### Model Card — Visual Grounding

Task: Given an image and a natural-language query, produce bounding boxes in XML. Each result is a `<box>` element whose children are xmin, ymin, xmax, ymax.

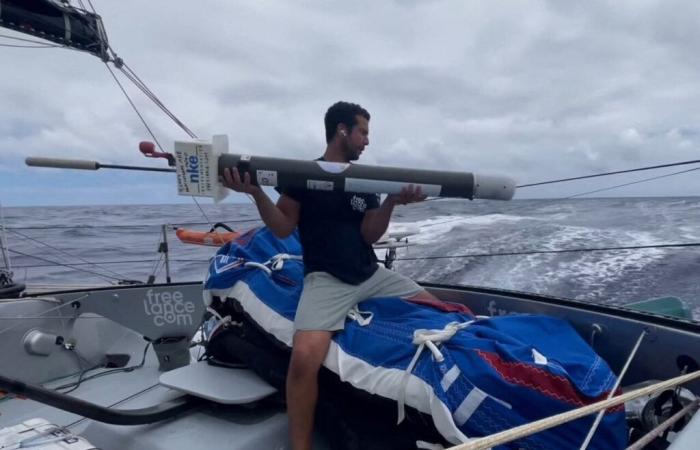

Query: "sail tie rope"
<box><xmin>243</xmin><ymin>253</ymin><xmax>302</xmax><ymax>275</ymax></box>
<box><xmin>397</xmin><ymin>320</ymin><xmax>474</xmax><ymax>424</ymax></box>
<box><xmin>203</xmin><ymin>307</ymin><xmax>232</xmax><ymax>342</ymax></box>
<box><xmin>346</xmin><ymin>306</ymin><xmax>374</xmax><ymax>326</ymax></box>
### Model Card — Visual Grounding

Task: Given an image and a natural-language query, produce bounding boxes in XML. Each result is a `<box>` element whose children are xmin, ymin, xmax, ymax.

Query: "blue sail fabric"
<box><xmin>204</xmin><ymin>227</ymin><xmax>627</xmax><ymax>449</ymax></box>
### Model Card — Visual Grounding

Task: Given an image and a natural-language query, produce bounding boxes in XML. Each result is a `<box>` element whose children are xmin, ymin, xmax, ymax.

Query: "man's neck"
<box><xmin>322</xmin><ymin>144</ymin><xmax>350</xmax><ymax>163</ymax></box>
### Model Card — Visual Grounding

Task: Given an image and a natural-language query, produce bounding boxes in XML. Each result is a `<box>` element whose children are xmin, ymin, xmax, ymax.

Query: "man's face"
<box><xmin>342</xmin><ymin>115</ymin><xmax>369</xmax><ymax>161</ymax></box>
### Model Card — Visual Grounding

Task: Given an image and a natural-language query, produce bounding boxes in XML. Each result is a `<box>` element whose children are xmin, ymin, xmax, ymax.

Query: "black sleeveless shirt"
<box><xmin>278</xmin><ymin>180</ymin><xmax>380</xmax><ymax>285</ymax></box>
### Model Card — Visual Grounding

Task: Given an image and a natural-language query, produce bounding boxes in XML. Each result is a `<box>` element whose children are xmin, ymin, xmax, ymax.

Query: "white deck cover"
<box><xmin>159</xmin><ymin>361</ymin><xmax>277</xmax><ymax>404</ymax></box>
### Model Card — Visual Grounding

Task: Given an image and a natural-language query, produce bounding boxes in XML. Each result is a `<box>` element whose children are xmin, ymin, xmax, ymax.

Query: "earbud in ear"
<box><xmin>340</xmin><ymin>129</ymin><xmax>347</xmax><ymax>136</ymax></box>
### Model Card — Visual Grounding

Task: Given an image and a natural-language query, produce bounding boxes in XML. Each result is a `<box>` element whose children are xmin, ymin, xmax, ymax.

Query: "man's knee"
<box><xmin>288</xmin><ymin>331</ymin><xmax>332</xmax><ymax>379</ymax></box>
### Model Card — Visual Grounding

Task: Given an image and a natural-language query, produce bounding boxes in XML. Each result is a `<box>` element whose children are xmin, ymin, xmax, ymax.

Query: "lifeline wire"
<box><xmin>8</xmin><ymin>228</ymin><xmax>131</xmax><ymax>281</ymax></box>
<box><xmin>518</xmin><ymin>159</ymin><xmax>700</xmax><ymax>188</ymax></box>
<box><xmin>7</xmin><ymin>248</ymin><xmax>123</xmax><ymax>283</ymax></box>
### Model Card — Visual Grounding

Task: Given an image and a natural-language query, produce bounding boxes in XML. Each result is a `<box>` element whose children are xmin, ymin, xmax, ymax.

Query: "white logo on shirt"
<box><xmin>350</xmin><ymin>195</ymin><xmax>367</xmax><ymax>212</ymax></box>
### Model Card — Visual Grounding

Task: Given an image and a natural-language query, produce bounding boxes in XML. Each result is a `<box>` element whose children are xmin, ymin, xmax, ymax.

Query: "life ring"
<box><xmin>175</xmin><ymin>223</ymin><xmax>241</xmax><ymax>247</ymax></box>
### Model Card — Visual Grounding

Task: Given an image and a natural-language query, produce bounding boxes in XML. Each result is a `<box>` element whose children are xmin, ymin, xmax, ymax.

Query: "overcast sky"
<box><xmin>2</xmin><ymin>0</ymin><xmax>700</xmax><ymax>207</ymax></box>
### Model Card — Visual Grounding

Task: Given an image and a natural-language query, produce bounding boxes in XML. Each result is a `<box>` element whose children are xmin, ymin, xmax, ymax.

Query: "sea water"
<box><xmin>3</xmin><ymin>197</ymin><xmax>699</xmax><ymax>318</ymax></box>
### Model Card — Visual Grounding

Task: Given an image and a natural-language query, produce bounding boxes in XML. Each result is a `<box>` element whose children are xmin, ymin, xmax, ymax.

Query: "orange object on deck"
<box><xmin>176</xmin><ymin>227</ymin><xmax>241</xmax><ymax>246</ymax></box>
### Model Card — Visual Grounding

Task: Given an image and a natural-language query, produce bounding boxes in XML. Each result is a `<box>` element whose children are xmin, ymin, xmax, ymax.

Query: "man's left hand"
<box><xmin>387</xmin><ymin>184</ymin><xmax>427</xmax><ymax>206</ymax></box>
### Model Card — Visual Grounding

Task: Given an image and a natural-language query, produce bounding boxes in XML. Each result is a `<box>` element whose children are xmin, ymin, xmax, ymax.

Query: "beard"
<box><xmin>342</xmin><ymin>138</ymin><xmax>361</xmax><ymax>161</ymax></box>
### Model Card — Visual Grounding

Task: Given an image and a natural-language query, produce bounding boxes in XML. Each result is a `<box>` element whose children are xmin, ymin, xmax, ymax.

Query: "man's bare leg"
<box><xmin>286</xmin><ymin>330</ymin><xmax>333</xmax><ymax>450</ymax></box>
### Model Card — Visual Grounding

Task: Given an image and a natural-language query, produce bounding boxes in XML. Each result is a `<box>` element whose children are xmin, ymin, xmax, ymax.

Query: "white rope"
<box><xmin>397</xmin><ymin>321</ymin><xmax>474</xmax><ymax>424</ymax></box>
<box><xmin>244</xmin><ymin>253</ymin><xmax>302</xmax><ymax>275</ymax></box>
<box><xmin>579</xmin><ymin>330</ymin><xmax>647</xmax><ymax>449</ymax></box>
<box><xmin>243</xmin><ymin>261</ymin><xmax>272</xmax><ymax>275</ymax></box>
<box><xmin>445</xmin><ymin>369</ymin><xmax>700</xmax><ymax>450</ymax></box>
<box><xmin>346</xmin><ymin>305</ymin><xmax>373</xmax><ymax>326</ymax></box>
<box><xmin>268</xmin><ymin>253</ymin><xmax>303</xmax><ymax>270</ymax></box>
<box><xmin>202</xmin><ymin>306</ymin><xmax>233</xmax><ymax>342</ymax></box>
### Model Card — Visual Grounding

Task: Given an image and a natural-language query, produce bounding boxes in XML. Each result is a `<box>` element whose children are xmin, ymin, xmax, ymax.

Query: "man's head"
<box><xmin>324</xmin><ymin>101</ymin><xmax>370</xmax><ymax>161</ymax></box>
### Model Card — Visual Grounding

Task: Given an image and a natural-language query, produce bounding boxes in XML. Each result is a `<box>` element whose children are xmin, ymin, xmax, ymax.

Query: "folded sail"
<box><xmin>203</xmin><ymin>228</ymin><xmax>627</xmax><ymax>449</ymax></box>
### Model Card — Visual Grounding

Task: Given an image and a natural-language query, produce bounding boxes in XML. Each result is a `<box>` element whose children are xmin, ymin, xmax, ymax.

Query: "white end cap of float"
<box><xmin>473</xmin><ymin>174</ymin><xmax>516</xmax><ymax>201</ymax></box>
<box><xmin>25</xmin><ymin>157</ymin><xmax>99</xmax><ymax>170</ymax></box>
<box><xmin>174</xmin><ymin>134</ymin><xmax>229</xmax><ymax>202</ymax></box>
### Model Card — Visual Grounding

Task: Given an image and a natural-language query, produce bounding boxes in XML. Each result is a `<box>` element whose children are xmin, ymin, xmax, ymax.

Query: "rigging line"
<box><xmin>0</xmin><ymin>315</ymin><xmax>112</xmax><ymax>320</ymax></box>
<box><xmin>0</xmin><ymin>33</ymin><xmax>63</xmax><ymax>46</ymax></box>
<box><xmin>10</xmin><ymin>258</ymin><xmax>218</xmax><ymax>268</ymax></box>
<box><xmin>108</xmin><ymin>60</ymin><xmax>210</xmax><ymax>227</ymax></box>
<box><xmin>0</xmin><ymin>293</ymin><xmax>89</xmax><ymax>337</ymax></box>
<box><xmin>13</xmin><ymin>259</ymin><xmax>168</xmax><ymax>269</ymax></box>
<box><xmin>0</xmin><ymin>202</ymin><xmax>11</xmax><ymax>273</ymax></box>
<box><xmin>103</xmin><ymin>62</ymin><xmax>165</xmax><ymax>152</ymax></box>
<box><xmin>191</xmin><ymin>197</ymin><xmax>214</xmax><ymax>228</ymax></box>
<box><xmin>5</xmin><ymin>217</ymin><xmax>260</xmax><ymax>231</ymax></box>
<box><xmin>86</xmin><ymin>0</ymin><xmax>97</xmax><ymax>14</ymax></box>
<box><xmin>395</xmin><ymin>242</ymin><xmax>700</xmax><ymax>262</ymax></box>
<box><xmin>116</xmin><ymin>67</ymin><xmax>185</xmax><ymax>133</ymax></box>
<box><xmin>153</xmin><ymin>257</ymin><xmax>166</xmax><ymax>280</ymax></box>
<box><xmin>7</xmin><ymin>228</ymin><xmax>131</xmax><ymax>280</ymax></box>
<box><xmin>149</xmin><ymin>256</ymin><xmax>164</xmax><ymax>282</ymax></box>
<box><xmin>148</xmin><ymin>232</ymin><xmax>166</xmax><ymax>277</ymax></box>
<box><xmin>415</xmin><ymin>166</ymin><xmax>699</xmax><ymax>224</ymax></box>
<box><xmin>0</xmin><ymin>43</ymin><xmax>61</xmax><ymax>48</ymax></box>
<box><xmin>7</xmin><ymin>248</ymin><xmax>123</xmax><ymax>283</ymax></box>
<box><xmin>518</xmin><ymin>159</ymin><xmax>700</xmax><ymax>188</ymax></box>
<box><xmin>566</xmin><ymin>167</ymin><xmax>700</xmax><ymax>199</ymax></box>
<box><xmin>120</xmin><ymin>63</ymin><xmax>197</xmax><ymax>138</ymax></box>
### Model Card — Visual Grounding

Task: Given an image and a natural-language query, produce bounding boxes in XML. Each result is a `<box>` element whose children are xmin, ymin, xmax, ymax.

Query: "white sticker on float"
<box><xmin>316</xmin><ymin>161</ymin><xmax>350</xmax><ymax>174</ymax></box>
<box><xmin>174</xmin><ymin>141</ymin><xmax>216</xmax><ymax>197</ymax></box>
<box><xmin>257</xmin><ymin>170</ymin><xmax>278</xmax><ymax>186</ymax></box>
<box><xmin>345</xmin><ymin>178</ymin><xmax>442</xmax><ymax>196</ymax></box>
<box><xmin>307</xmin><ymin>179</ymin><xmax>334</xmax><ymax>191</ymax></box>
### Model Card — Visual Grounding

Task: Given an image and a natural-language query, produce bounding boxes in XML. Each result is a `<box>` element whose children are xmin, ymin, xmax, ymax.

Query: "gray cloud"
<box><xmin>2</xmin><ymin>0</ymin><xmax>700</xmax><ymax>205</ymax></box>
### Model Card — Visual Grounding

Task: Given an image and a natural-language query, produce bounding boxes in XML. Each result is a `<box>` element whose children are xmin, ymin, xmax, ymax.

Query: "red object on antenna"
<box><xmin>139</xmin><ymin>141</ymin><xmax>156</xmax><ymax>154</ymax></box>
<box><xmin>139</xmin><ymin>141</ymin><xmax>176</xmax><ymax>167</ymax></box>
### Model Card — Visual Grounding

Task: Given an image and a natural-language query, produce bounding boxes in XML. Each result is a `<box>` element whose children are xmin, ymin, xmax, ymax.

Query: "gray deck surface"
<box><xmin>0</xmin><ymin>351</ymin><xmax>326</xmax><ymax>449</ymax></box>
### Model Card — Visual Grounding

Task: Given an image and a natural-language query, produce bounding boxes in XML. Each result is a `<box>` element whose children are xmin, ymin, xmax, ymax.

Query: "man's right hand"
<box><xmin>222</xmin><ymin>167</ymin><xmax>262</xmax><ymax>195</ymax></box>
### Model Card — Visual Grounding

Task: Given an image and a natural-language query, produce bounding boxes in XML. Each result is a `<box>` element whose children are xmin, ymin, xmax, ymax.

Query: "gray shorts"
<box><xmin>294</xmin><ymin>265</ymin><xmax>422</xmax><ymax>331</ymax></box>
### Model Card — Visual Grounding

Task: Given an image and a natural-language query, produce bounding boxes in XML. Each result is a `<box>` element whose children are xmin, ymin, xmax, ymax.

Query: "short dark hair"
<box><xmin>324</xmin><ymin>101</ymin><xmax>370</xmax><ymax>143</ymax></box>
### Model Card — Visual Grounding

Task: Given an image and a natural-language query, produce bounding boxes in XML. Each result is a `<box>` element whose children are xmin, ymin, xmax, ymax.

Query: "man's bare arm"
<box><xmin>361</xmin><ymin>185</ymin><xmax>426</xmax><ymax>244</ymax></box>
<box><xmin>223</xmin><ymin>168</ymin><xmax>299</xmax><ymax>238</ymax></box>
<box><xmin>254</xmin><ymin>191</ymin><xmax>299</xmax><ymax>238</ymax></box>
<box><xmin>361</xmin><ymin>198</ymin><xmax>396</xmax><ymax>244</ymax></box>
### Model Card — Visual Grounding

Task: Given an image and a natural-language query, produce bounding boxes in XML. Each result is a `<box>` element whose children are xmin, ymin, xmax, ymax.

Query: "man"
<box><xmin>223</xmin><ymin>101</ymin><xmax>440</xmax><ymax>450</ymax></box>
